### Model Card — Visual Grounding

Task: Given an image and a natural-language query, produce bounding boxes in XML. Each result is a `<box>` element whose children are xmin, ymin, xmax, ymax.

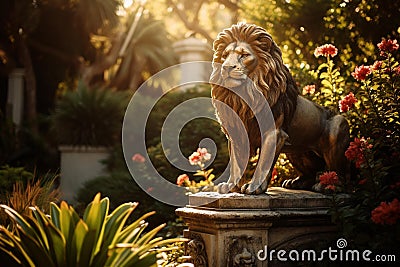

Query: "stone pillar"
<box><xmin>173</xmin><ymin>37</ymin><xmax>212</xmax><ymax>87</ymax></box>
<box><xmin>176</xmin><ymin>187</ymin><xmax>338</xmax><ymax>267</ymax></box>
<box><xmin>59</xmin><ymin>146</ymin><xmax>109</xmax><ymax>203</ymax></box>
<box><xmin>7</xmin><ymin>68</ymin><xmax>25</xmax><ymax>127</ymax></box>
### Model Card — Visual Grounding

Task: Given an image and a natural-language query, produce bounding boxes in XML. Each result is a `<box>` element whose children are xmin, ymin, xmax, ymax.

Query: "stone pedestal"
<box><xmin>176</xmin><ymin>187</ymin><xmax>337</xmax><ymax>267</ymax></box>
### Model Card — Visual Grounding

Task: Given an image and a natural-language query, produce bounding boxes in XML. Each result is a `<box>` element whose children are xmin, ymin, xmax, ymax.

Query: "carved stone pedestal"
<box><xmin>176</xmin><ymin>187</ymin><xmax>338</xmax><ymax>267</ymax></box>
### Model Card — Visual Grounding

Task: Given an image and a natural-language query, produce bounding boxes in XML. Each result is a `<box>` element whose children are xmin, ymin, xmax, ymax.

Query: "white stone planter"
<box><xmin>59</xmin><ymin>146</ymin><xmax>109</xmax><ymax>203</ymax></box>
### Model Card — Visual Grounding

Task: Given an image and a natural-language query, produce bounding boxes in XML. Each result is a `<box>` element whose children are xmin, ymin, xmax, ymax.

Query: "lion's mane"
<box><xmin>210</xmin><ymin>23</ymin><xmax>299</xmax><ymax>133</ymax></box>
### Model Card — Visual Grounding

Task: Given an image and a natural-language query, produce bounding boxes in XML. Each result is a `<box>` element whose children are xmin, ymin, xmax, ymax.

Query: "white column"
<box><xmin>173</xmin><ymin>37</ymin><xmax>213</xmax><ymax>89</ymax></box>
<box><xmin>7</xmin><ymin>68</ymin><xmax>25</xmax><ymax>127</ymax></box>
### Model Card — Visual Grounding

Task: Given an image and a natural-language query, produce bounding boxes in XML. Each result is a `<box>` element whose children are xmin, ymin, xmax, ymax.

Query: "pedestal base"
<box><xmin>176</xmin><ymin>187</ymin><xmax>337</xmax><ymax>267</ymax></box>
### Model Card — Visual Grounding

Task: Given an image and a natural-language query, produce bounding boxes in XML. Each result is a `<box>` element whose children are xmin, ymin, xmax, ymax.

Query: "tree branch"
<box><xmin>167</xmin><ymin>0</ymin><xmax>214</xmax><ymax>43</ymax></box>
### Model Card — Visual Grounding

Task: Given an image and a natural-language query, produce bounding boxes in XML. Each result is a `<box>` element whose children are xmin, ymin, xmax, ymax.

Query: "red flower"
<box><xmin>132</xmin><ymin>153</ymin><xmax>145</xmax><ymax>163</ymax></box>
<box><xmin>302</xmin><ymin>85</ymin><xmax>316</xmax><ymax>95</ymax></box>
<box><xmin>377</xmin><ymin>39</ymin><xmax>399</xmax><ymax>56</ymax></box>
<box><xmin>358</xmin><ymin>178</ymin><xmax>367</xmax><ymax>185</ymax></box>
<box><xmin>345</xmin><ymin>137</ymin><xmax>372</xmax><ymax>168</ymax></box>
<box><xmin>176</xmin><ymin>174</ymin><xmax>189</xmax><ymax>186</ymax></box>
<box><xmin>319</xmin><ymin>171</ymin><xmax>339</xmax><ymax>186</ymax></box>
<box><xmin>325</xmin><ymin>185</ymin><xmax>336</xmax><ymax>191</ymax></box>
<box><xmin>314</xmin><ymin>44</ymin><xmax>338</xmax><ymax>58</ymax></box>
<box><xmin>371</xmin><ymin>198</ymin><xmax>400</xmax><ymax>225</ymax></box>
<box><xmin>371</xmin><ymin>60</ymin><xmax>383</xmax><ymax>70</ymax></box>
<box><xmin>339</xmin><ymin>92</ymin><xmax>358</xmax><ymax>112</ymax></box>
<box><xmin>271</xmin><ymin>168</ymin><xmax>278</xmax><ymax>183</ymax></box>
<box><xmin>351</xmin><ymin>65</ymin><xmax>372</xmax><ymax>81</ymax></box>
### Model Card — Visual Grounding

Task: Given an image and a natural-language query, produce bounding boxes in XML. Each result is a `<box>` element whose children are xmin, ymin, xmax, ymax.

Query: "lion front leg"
<box><xmin>241</xmin><ymin>129</ymin><xmax>288</xmax><ymax>195</ymax></box>
<box><xmin>217</xmin><ymin>140</ymin><xmax>248</xmax><ymax>194</ymax></box>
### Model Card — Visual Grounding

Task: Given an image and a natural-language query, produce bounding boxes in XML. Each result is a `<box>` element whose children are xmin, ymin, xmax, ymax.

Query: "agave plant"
<box><xmin>0</xmin><ymin>193</ymin><xmax>183</xmax><ymax>267</ymax></box>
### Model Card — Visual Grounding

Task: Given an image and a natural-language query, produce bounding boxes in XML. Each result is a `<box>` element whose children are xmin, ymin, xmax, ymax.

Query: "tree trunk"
<box><xmin>18</xmin><ymin>37</ymin><xmax>38</xmax><ymax>132</ymax></box>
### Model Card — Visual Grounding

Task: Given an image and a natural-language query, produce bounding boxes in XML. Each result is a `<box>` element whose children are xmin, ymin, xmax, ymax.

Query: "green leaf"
<box><xmin>18</xmin><ymin>229</ymin><xmax>54</xmax><ymax>266</ymax></box>
<box><xmin>71</xmin><ymin>219</ymin><xmax>89</xmax><ymax>266</ymax></box>
<box><xmin>317</xmin><ymin>63</ymin><xmax>329</xmax><ymax>70</ymax></box>
<box><xmin>50</xmin><ymin>202</ymin><xmax>61</xmax><ymax>229</ymax></box>
<box><xmin>44</xmin><ymin>221</ymin><xmax>66</xmax><ymax>265</ymax></box>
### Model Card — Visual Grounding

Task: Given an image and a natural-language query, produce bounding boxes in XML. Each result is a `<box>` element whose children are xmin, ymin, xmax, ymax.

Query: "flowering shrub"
<box><xmin>176</xmin><ymin>147</ymin><xmax>215</xmax><ymax>193</ymax></box>
<box><xmin>311</xmin><ymin>39</ymin><xmax>400</xmax><ymax>251</ymax></box>
<box><xmin>311</xmin><ymin>44</ymin><xmax>345</xmax><ymax>111</ymax></box>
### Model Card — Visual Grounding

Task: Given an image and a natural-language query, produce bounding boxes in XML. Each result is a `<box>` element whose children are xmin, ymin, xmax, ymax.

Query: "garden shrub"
<box><xmin>308</xmin><ymin>39</ymin><xmax>400</xmax><ymax>252</ymax></box>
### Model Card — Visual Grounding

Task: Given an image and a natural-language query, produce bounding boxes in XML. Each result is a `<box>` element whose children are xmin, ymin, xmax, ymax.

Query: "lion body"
<box><xmin>210</xmin><ymin>23</ymin><xmax>350</xmax><ymax>194</ymax></box>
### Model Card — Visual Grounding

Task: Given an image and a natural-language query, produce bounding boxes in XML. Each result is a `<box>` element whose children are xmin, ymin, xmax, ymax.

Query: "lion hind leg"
<box><xmin>322</xmin><ymin>115</ymin><xmax>350</xmax><ymax>176</ymax></box>
<box><xmin>283</xmin><ymin>151</ymin><xmax>326</xmax><ymax>190</ymax></box>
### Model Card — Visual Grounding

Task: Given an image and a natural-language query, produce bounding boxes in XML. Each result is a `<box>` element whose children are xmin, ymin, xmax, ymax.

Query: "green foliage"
<box><xmin>313</xmin><ymin>57</ymin><xmax>345</xmax><ymax>112</ymax></box>
<box><xmin>241</xmin><ymin>0</ymin><xmax>400</xmax><ymax>82</ymax></box>
<box><xmin>0</xmin><ymin>165</ymin><xmax>34</xmax><ymax>194</ymax></box>
<box><xmin>0</xmin><ymin>193</ymin><xmax>182</xmax><ymax>267</ymax></box>
<box><xmin>51</xmin><ymin>81</ymin><xmax>129</xmax><ymax>146</ymax></box>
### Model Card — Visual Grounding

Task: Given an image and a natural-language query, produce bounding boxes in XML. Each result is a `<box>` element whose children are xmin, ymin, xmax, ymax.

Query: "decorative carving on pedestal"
<box><xmin>187</xmin><ymin>233</ymin><xmax>208</xmax><ymax>267</ymax></box>
<box><xmin>227</xmin><ymin>235</ymin><xmax>259</xmax><ymax>267</ymax></box>
<box><xmin>234</xmin><ymin>248</ymin><xmax>255</xmax><ymax>267</ymax></box>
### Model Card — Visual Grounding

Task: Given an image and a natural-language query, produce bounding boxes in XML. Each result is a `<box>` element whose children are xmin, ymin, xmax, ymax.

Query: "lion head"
<box><xmin>210</xmin><ymin>23</ymin><xmax>298</xmax><ymax>131</ymax></box>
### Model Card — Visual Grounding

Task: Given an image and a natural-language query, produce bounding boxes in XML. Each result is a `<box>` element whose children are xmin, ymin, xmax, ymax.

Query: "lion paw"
<box><xmin>217</xmin><ymin>182</ymin><xmax>239</xmax><ymax>194</ymax></box>
<box><xmin>240</xmin><ymin>183</ymin><xmax>267</xmax><ymax>195</ymax></box>
<box><xmin>282</xmin><ymin>177</ymin><xmax>314</xmax><ymax>190</ymax></box>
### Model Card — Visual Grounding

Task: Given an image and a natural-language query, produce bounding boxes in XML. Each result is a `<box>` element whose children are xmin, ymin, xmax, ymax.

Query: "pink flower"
<box><xmin>345</xmin><ymin>137</ymin><xmax>372</xmax><ymax>168</ymax></box>
<box><xmin>189</xmin><ymin>152</ymin><xmax>202</xmax><ymax>165</ymax></box>
<box><xmin>302</xmin><ymin>85</ymin><xmax>316</xmax><ymax>95</ymax></box>
<box><xmin>371</xmin><ymin>198</ymin><xmax>400</xmax><ymax>225</ymax></box>
<box><xmin>377</xmin><ymin>39</ymin><xmax>399</xmax><ymax>57</ymax></box>
<box><xmin>197</xmin><ymin>147</ymin><xmax>212</xmax><ymax>161</ymax></box>
<box><xmin>319</xmin><ymin>171</ymin><xmax>339</xmax><ymax>186</ymax></box>
<box><xmin>189</xmin><ymin>147</ymin><xmax>211</xmax><ymax>165</ymax></box>
<box><xmin>339</xmin><ymin>92</ymin><xmax>358</xmax><ymax>112</ymax></box>
<box><xmin>176</xmin><ymin>174</ymin><xmax>189</xmax><ymax>186</ymax></box>
<box><xmin>314</xmin><ymin>44</ymin><xmax>338</xmax><ymax>58</ymax></box>
<box><xmin>146</xmin><ymin>187</ymin><xmax>154</xmax><ymax>193</ymax></box>
<box><xmin>351</xmin><ymin>65</ymin><xmax>372</xmax><ymax>81</ymax></box>
<box><xmin>132</xmin><ymin>153</ymin><xmax>145</xmax><ymax>163</ymax></box>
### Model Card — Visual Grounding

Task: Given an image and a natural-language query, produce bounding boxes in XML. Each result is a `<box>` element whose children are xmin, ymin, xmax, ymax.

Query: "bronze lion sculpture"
<box><xmin>210</xmin><ymin>23</ymin><xmax>350</xmax><ymax>194</ymax></box>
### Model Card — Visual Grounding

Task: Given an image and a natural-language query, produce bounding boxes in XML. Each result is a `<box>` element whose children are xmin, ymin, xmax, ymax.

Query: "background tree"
<box><xmin>241</xmin><ymin>0</ymin><xmax>400</xmax><ymax>73</ymax></box>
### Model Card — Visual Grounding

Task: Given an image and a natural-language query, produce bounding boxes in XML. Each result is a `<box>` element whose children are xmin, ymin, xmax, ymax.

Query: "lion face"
<box><xmin>220</xmin><ymin>42</ymin><xmax>258</xmax><ymax>88</ymax></box>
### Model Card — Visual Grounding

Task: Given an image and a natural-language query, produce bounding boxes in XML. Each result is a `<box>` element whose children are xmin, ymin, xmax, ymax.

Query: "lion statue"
<box><xmin>210</xmin><ymin>23</ymin><xmax>350</xmax><ymax>195</ymax></box>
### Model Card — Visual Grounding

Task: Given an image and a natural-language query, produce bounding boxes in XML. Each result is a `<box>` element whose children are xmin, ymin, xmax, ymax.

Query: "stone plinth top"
<box><xmin>188</xmin><ymin>187</ymin><xmax>333</xmax><ymax>210</ymax></box>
